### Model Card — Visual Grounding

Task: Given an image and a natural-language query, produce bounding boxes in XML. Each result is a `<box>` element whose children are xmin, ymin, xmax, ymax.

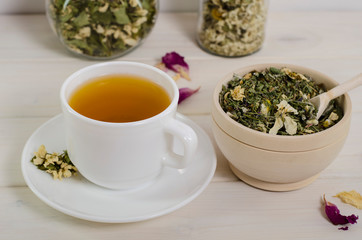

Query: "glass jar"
<box><xmin>197</xmin><ymin>0</ymin><xmax>268</xmax><ymax>57</ymax></box>
<box><xmin>46</xmin><ymin>0</ymin><xmax>158</xmax><ymax>60</ymax></box>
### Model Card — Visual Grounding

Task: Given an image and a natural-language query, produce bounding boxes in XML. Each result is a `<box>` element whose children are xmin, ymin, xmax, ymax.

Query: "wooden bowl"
<box><xmin>211</xmin><ymin>63</ymin><xmax>352</xmax><ymax>191</ymax></box>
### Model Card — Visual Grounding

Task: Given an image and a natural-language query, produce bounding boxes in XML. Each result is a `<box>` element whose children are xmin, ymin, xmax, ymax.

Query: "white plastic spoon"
<box><xmin>310</xmin><ymin>73</ymin><xmax>362</xmax><ymax>120</ymax></box>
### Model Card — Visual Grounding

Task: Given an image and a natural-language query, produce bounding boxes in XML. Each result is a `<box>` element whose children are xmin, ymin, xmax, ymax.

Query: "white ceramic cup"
<box><xmin>60</xmin><ymin>62</ymin><xmax>198</xmax><ymax>190</ymax></box>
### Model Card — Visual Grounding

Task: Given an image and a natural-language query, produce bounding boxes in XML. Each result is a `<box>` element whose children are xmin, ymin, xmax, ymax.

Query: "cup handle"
<box><xmin>162</xmin><ymin>118</ymin><xmax>198</xmax><ymax>169</ymax></box>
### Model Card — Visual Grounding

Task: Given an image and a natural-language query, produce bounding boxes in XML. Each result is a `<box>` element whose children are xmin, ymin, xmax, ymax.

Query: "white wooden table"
<box><xmin>1</xmin><ymin>10</ymin><xmax>362</xmax><ymax>239</ymax></box>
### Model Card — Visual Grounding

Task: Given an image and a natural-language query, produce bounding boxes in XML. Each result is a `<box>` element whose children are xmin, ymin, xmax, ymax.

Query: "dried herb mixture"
<box><xmin>197</xmin><ymin>0</ymin><xmax>267</xmax><ymax>57</ymax></box>
<box><xmin>31</xmin><ymin>145</ymin><xmax>77</xmax><ymax>180</ymax></box>
<box><xmin>219</xmin><ymin>67</ymin><xmax>343</xmax><ymax>135</ymax></box>
<box><xmin>47</xmin><ymin>0</ymin><xmax>157</xmax><ymax>58</ymax></box>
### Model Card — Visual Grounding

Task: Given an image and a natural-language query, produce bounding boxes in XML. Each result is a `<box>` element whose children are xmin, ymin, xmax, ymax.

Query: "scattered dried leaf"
<box><xmin>334</xmin><ymin>190</ymin><xmax>362</xmax><ymax>210</ymax></box>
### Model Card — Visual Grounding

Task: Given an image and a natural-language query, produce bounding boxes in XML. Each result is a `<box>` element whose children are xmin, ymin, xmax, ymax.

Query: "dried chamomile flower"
<box><xmin>35</xmin><ymin>144</ymin><xmax>47</xmax><ymax>159</ymax></box>
<box><xmin>323</xmin><ymin>112</ymin><xmax>340</xmax><ymax>128</ymax></box>
<box><xmin>31</xmin><ymin>145</ymin><xmax>77</xmax><ymax>180</ymax></box>
<box><xmin>323</xmin><ymin>194</ymin><xmax>358</xmax><ymax>230</ymax></box>
<box><xmin>230</xmin><ymin>86</ymin><xmax>245</xmax><ymax>101</ymax></box>
<box><xmin>33</xmin><ymin>156</ymin><xmax>45</xmax><ymax>166</ymax></box>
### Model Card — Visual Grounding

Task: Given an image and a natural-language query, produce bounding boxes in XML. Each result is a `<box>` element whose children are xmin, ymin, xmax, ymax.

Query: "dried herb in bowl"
<box><xmin>219</xmin><ymin>67</ymin><xmax>343</xmax><ymax>135</ymax></box>
<box><xmin>46</xmin><ymin>0</ymin><xmax>157</xmax><ymax>59</ymax></box>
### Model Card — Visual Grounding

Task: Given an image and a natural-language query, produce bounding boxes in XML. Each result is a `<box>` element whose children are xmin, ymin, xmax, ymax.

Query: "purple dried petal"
<box><xmin>178</xmin><ymin>87</ymin><xmax>200</xmax><ymax>104</ymax></box>
<box><xmin>324</xmin><ymin>195</ymin><xmax>359</xmax><ymax>226</ymax></box>
<box><xmin>338</xmin><ymin>226</ymin><xmax>349</xmax><ymax>231</ymax></box>
<box><xmin>161</xmin><ymin>52</ymin><xmax>190</xmax><ymax>80</ymax></box>
<box><xmin>347</xmin><ymin>214</ymin><xmax>359</xmax><ymax>224</ymax></box>
<box><xmin>162</xmin><ymin>51</ymin><xmax>189</xmax><ymax>71</ymax></box>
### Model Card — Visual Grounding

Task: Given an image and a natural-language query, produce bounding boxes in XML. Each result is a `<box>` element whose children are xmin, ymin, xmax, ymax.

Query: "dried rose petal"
<box><xmin>179</xmin><ymin>87</ymin><xmax>200</xmax><ymax>104</ymax></box>
<box><xmin>338</xmin><ymin>226</ymin><xmax>349</xmax><ymax>231</ymax></box>
<box><xmin>162</xmin><ymin>52</ymin><xmax>190</xmax><ymax>80</ymax></box>
<box><xmin>162</xmin><ymin>51</ymin><xmax>189</xmax><ymax>72</ymax></box>
<box><xmin>323</xmin><ymin>195</ymin><xmax>358</xmax><ymax>226</ymax></box>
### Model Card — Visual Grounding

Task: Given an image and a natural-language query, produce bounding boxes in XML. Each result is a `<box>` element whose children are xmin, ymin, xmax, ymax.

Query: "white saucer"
<box><xmin>21</xmin><ymin>113</ymin><xmax>216</xmax><ymax>223</ymax></box>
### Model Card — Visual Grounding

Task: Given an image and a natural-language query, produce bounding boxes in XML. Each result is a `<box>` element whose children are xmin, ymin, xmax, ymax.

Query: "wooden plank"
<box><xmin>1</xmin><ymin>180</ymin><xmax>362</xmax><ymax>239</ymax></box>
